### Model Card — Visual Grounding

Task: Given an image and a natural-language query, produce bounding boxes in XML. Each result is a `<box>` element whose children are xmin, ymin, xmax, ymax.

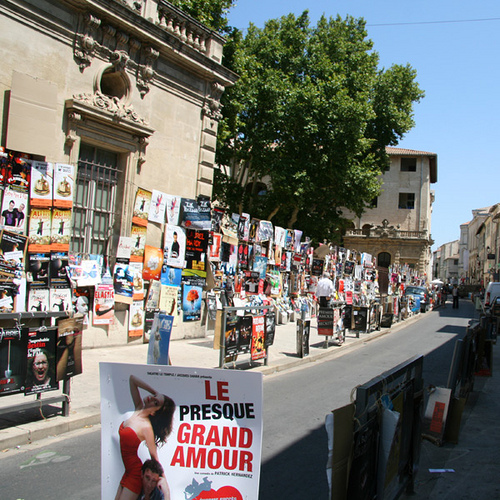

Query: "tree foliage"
<box><xmin>168</xmin><ymin>0</ymin><xmax>235</xmax><ymax>33</ymax></box>
<box><xmin>215</xmin><ymin>12</ymin><xmax>424</xmax><ymax>243</ymax></box>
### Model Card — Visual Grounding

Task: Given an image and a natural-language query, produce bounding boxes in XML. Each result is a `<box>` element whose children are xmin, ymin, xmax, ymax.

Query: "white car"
<box><xmin>484</xmin><ymin>282</ymin><xmax>500</xmax><ymax>309</ymax></box>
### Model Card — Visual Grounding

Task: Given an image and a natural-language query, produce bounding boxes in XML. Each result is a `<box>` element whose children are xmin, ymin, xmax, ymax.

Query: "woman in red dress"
<box><xmin>115</xmin><ymin>374</ymin><xmax>175</xmax><ymax>500</ymax></box>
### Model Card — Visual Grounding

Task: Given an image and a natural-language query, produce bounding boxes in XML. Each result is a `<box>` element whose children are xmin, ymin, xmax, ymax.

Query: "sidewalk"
<box><xmin>0</xmin><ymin>311</ymin><xmax>421</xmax><ymax>449</ymax></box>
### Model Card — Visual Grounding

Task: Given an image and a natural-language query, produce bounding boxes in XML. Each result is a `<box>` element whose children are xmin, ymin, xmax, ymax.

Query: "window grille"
<box><xmin>71</xmin><ymin>144</ymin><xmax>120</xmax><ymax>255</ymax></box>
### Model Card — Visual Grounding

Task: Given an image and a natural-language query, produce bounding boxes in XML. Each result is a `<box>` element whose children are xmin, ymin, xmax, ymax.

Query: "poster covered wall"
<box><xmin>100</xmin><ymin>363</ymin><xmax>263</xmax><ymax>500</ymax></box>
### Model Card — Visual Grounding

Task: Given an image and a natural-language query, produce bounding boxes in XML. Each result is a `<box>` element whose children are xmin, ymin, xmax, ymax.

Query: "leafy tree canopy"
<box><xmin>168</xmin><ymin>0</ymin><xmax>235</xmax><ymax>33</ymax></box>
<box><xmin>214</xmin><ymin>11</ymin><xmax>424</xmax><ymax>243</ymax></box>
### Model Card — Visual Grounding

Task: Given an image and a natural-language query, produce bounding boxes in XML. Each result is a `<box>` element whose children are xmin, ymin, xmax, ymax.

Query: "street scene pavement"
<box><xmin>0</xmin><ymin>298</ymin><xmax>498</xmax><ymax>500</ymax></box>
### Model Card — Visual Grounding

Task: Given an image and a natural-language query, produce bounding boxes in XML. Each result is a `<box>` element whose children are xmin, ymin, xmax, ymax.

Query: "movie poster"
<box><xmin>1</xmin><ymin>187</ymin><xmax>28</xmax><ymax>234</ymax></box>
<box><xmin>100</xmin><ymin>363</ymin><xmax>263</xmax><ymax>500</ymax></box>
<box><xmin>164</xmin><ymin>225</ymin><xmax>186</xmax><ymax>268</ymax></box>
<box><xmin>30</xmin><ymin>161</ymin><xmax>53</xmax><ymax>207</ymax></box>
<box><xmin>148</xmin><ymin>190</ymin><xmax>167</xmax><ymax>224</ymax></box>
<box><xmin>25</xmin><ymin>327</ymin><xmax>59</xmax><ymax>395</ymax></box>
<box><xmin>180</xmin><ymin>197</ymin><xmax>212</xmax><ymax>231</ymax></box>
<box><xmin>51</xmin><ymin>208</ymin><xmax>72</xmax><ymax>251</ymax></box>
<box><xmin>56</xmin><ymin>316</ymin><xmax>83</xmax><ymax>380</ymax></box>
<box><xmin>251</xmin><ymin>315</ymin><xmax>266</xmax><ymax>361</ymax></box>
<box><xmin>0</xmin><ymin>327</ymin><xmax>28</xmax><ymax>396</ymax></box>
<box><xmin>130</xmin><ymin>224</ymin><xmax>147</xmax><ymax>262</ymax></box>
<box><xmin>28</xmin><ymin>208</ymin><xmax>52</xmax><ymax>252</ymax></box>
<box><xmin>53</xmin><ymin>163</ymin><xmax>74</xmax><ymax>209</ymax></box>
<box><xmin>128</xmin><ymin>300</ymin><xmax>144</xmax><ymax>338</ymax></box>
<box><xmin>147</xmin><ymin>313</ymin><xmax>173</xmax><ymax>365</ymax></box>
<box><xmin>165</xmin><ymin>194</ymin><xmax>181</xmax><ymax>225</ymax></box>
<box><xmin>132</xmin><ymin>187</ymin><xmax>152</xmax><ymax>227</ymax></box>
<box><xmin>143</xmin><ymin>245</ymin><xmax>163</xmax><ymax>281</ymax></box>
<box><xmin>182</xmin><ymin>276</ymin><xmax>203</xmax><ymax>322</ymax></box>
<box><xmin>93</xmin><ymin>284</ymin><xmax>115</xmax><ymax>326</ymax></box>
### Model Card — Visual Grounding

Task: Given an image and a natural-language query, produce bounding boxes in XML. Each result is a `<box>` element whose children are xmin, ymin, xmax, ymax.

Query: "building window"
<box><xmin>378</xmin><ymin>252</ymin><xmax>391</xmax><ymax>268</ymax></box>
<box><xmin>398</xmin><ymin>193</ymin><xmax>415</xmax><ymax>209</ymax></box>
<box><xmin>71</xmin><ymin>144</ymin><xmax>121</xmax><ymax>255</ymax></box>
<box><xmin>401</xmin><ymin>158</ymin><xmax>417</xmax><ymax>172</ymax></box>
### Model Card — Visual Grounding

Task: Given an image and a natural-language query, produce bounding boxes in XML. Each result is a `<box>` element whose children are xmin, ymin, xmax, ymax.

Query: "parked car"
<box><xmin>484</xmin><ymin>282</ymin><xmax>500</xmax><ymax>309</ymax></box>
<box><xmin>404</xmin><ymin>285</ymin><xmax>429</xmax><ymax>313</ymax></box>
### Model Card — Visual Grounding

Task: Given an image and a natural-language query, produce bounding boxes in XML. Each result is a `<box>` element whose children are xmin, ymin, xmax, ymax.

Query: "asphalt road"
<box><xmin>0</xmin><ymin>302</ymin><xmax>476</xmax><ymax>499</ymax></box>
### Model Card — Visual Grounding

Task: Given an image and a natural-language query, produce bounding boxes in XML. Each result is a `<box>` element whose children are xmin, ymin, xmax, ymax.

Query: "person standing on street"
<box><xmin>452</xmin><ymin>284</ymin><xmax>459</xmax><ymax>309</ymax></box>
<box><xmin>316</xmin><ymin>272</ymin><xmax>334</xmax><ymax>307</ymax></box>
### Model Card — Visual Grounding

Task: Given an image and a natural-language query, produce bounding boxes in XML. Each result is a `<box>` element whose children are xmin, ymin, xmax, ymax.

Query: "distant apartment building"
<box><xmin>433</xmin><ymin>240</ymin><xmax>459</xmax><ymax>283</ymax></box>
<box><xmin>343</xmin><ymin>147</ymin><xmax>437</xmax><ymax>279</ymax></box>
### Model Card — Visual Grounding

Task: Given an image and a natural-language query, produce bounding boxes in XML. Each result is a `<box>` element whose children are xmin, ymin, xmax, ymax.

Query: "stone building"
<box><xmin>0</xmin><ymin>0</ymin><xmax>237</xmax><ymax>346</ymax></box>
<box><xmin>342</xmin><ymin>147</ymin><xmax>437</xmax><ymax>278</ymax></box>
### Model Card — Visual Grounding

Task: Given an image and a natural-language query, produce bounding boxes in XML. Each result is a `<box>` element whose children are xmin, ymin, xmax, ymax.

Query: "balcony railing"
<box><xmin>345</xmin><ymin>228</ymin><xmax>428</xmax><ymax>240</ymax></box>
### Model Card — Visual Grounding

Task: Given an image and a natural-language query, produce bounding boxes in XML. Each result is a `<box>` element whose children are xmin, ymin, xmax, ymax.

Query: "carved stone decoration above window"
<box><xmin>202</xmin><ymin>82</ymin><xmax>225</xmax><ymax>121</ymax></box>
<box><xmin>136</xmin><ymin>47</ymin><xmax>159</xmax><ymax>98</ymax></box>
<box><xmin>74</xmin><ymin>13</ymin><xmax>101</xmax><ymax>72</ymax></box>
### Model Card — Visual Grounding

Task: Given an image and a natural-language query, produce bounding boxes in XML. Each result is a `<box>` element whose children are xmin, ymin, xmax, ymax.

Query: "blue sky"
<box><xmin>226</xmin><ymin>1</ymin><xmax>500</xmax><ymax>250</ymax></box>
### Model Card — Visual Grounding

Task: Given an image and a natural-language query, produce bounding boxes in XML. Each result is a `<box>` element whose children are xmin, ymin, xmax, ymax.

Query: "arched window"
<box><xmin>378</xmin><ymin>252</ymin><xmax>391</xmax><ymax>268</ymax></box>
<box><xmin>362</xmin><ymin>224</ymin><xmax>371</xmax><ymax>236</ymax></box>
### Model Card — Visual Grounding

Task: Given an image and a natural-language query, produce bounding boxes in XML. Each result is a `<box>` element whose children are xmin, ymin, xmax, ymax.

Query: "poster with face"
<box><xmin>56</xmin><ymin>316</ymin><xmax>83</xmax><ymax>380</ymax></box>
<box><xmin>164</xmin><ymin>225</ymin><xmax>186</xmax><ymax>269</ymax></box>
<box><xmin>1</xmin><ymin>187</ymin><xmax>28</xmax><ymax>234</ymax></box>
<box><xmin>100</xmin><ymin>363</ymin><xmax>263</xmax><ymax>500</ymax></box>
<box><xmin>25</xmin><ymin>327</ymin><xmax>59</xmax><ymax>395</ymax></box>
<box><xmin>0</xmin><ymin>327</ymin><xmax>28</xmax><ymax>396</ymax></box>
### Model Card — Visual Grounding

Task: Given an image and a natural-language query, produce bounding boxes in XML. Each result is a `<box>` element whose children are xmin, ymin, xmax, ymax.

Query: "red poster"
<box><xmin>251</xmin><ymin>315</ymin><xmax>266</xmax><ymax>361</ymax></box>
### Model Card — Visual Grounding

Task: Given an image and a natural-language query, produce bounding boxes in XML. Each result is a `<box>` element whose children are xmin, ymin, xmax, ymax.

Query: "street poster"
<box><xmin>30</xmin><ymin>160</ymin><xmax>53</xmax><ymax>207</ymax></box>
<box><xmin>49</xmin><ymin>287</ymin><xmax>73</xmax><ymax>312</ymax></box>
<box><xmin>128</xmin><ymin>300</ymin><xmax>145</xmax><ymax>338</ymax></box>
<box><xmin>99</xmin><ymin>362</ymin><xmax>263</xmax><ymax>500</ymax></box>
<box><xmin>49</xmin><ymin>251</ymin><xmax>70</xmax><ymax>288</ymax></box>
<box><xmin>130</xmin><ymin>224</ymin><xmax>147</xmax><ymax>262</ymax></box>
<box><xmin>1</xmin><ymin>187</ymin><xmax>28</xmax><ymax>234</ymax></box>
<box><xmin>251</xmin><ymin>315</ymin><xmax>266</xmax><ymax>361</ymax></box>
<box><xmin>28</xmin><ymin>208</ymin><xmax>52</xmax><ymax>252</ymax></box>
<box><xmin>185</xmin><ymin>229</ymin><xmax>208</xmax><ymax>275</ymax></box>
<box><xmin>165</xmin><ymin>194</ymin><xmax>181</xmax><ymax>225</ymax></box>
<box><xmin>0</xmin><ymin>229</ymin><xmax>27</xmax><ymax>276</ymax></box>
<box><xmin>164</xmin><ymin>224</ymin><xmax>186</xmax><ymax>269</ymax></box>
<box><xmin>132</xmin><ymin>187</ymin><xmax>152</xmax><ymax>227</ymax></box>
<box><xmin>143</xmin><ymin>245</ymin><xmax>163</xmax><ymax>281</ymax></box>
<box><xmin>25</xmin><ymin>327</ymin><xmax>59</xmax><ymax>395</ymax></box>
<box><xmin>50</xmin><ymin>208</ymin><xmax>71</xmax><ymax>252</ymax></box>
<box><xmin>147</xmin><ymin>313</ymin><xmax>173</xmax><ymax>365</ymax></box>
<box><xmin>149</xmin><ymin>189</ymin><xmax>167</xmax><ymax>224</ymax></box>
<box><xmin>317</xmin><ymin>307</ymin><xmax>334</xmax><ymax>336</ymax></box>
<box><xmin>264</xmin><ymin>311</ymin><xmax>276</xmax><ymax>347</ymax></box>
<box><xmin>113</xmin><ymin>262</ymin><xmax>134</xmax><ymax>304</ymax></box>
<box><xmin>93</xmin><ymin>284</ymin><xmax>115</xmax><ymax>325</ymax></box>
<box><xmin>159</xmin><ymin>284</ymin><xmax>179</xmax><ymax>318</ymax></box>
<box><xmin>182</xmin><ymin>276</ymin><xmax>204</xmax><ymax>322</ymax></box>
<box><xmin>237</xmin><ymin>315</ymin><xmax>253</xmax><ymax>354</ymax></box>
<box><xmin>0</xmin><ymin>327</ymin><xmax>28</xmax><ymax>396</ymax></box>
<box><xmin>53</xmin><ymin>163</ymin><xmax>74</xmax><ymax>209</ymax></box>
<box><xmin>224</xmin><ymin>314</ymin><xmax>239</xmax><ymax>357</ymax></box>
<box><xmin>56</xmin><ymin>316</ymin><xmax>83</xmax><ymax>381</ymax></box>
<box><xmin>180</xmin><ymin>197</ymin><xmax>212</xmax><ymax>231</ymax></box>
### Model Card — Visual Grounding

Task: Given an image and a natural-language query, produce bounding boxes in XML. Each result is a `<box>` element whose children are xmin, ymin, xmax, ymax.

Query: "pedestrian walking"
<box><xmin>452</xmin><ymin>284</ymin><xmax>459</xmax><ymax>309</ymax></box>
<box><xmin>316</xmin><ymin>272</ymin><xmax>334</xmax><ymax>307</ymax></box>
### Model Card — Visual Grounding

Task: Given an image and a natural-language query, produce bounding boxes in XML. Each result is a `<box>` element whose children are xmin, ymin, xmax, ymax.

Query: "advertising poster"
<box><xmin>25</xmin><ymin>327</ymin><xmax>59</xmax><ymax>395</ymax></box>
<box><xmin>185</xmin><ymin>229</ymin><xmax>208</xmax><ymax>275</ymax></box>
<box><xmin>182</xmin><ymin>276</ymin><xmax>204</xmax><ymax>322</ymax></box>
<box><xmin>113</xmin><ymin>262</ymin><xmax>134</xmax><ymax>304</ymax></box>
<box><xmin>29</xmin><ymin>254</ymin><xmax>50</xmax><ymax>288</ymax></box>
<box><xmin>128</xmin><ymin>300</ymin><xmax>145</xmax><ymax>338</ymax></box>
<box><xmin>264</xmin><ymin>311</ymin><xmax>276</xmax><ymax>347</ymax></box>
<box><xmin>143</xmin><ymin>245</ymin><xmax>163</xmax><ymax>281</ymax></box>
<box><xmin>132</xmin><ymin>187</ymin><xmax>152</xmax><ymax>227</ymax></box>
<box><xmin>252</xmin><ymin>256</ymin><xmax>268</xmax><ymax>280</ymax></box>
<box><xmin>238</xmin><ymin>243</ymin><xmax>249</xmax><ymax>269</ymax></box>
<box><xmin>180</xmin><ymin>197</ymin><xmax>212</xmax><ymax>231</ymax></box>
<box><xmin>211</xmin><ymin>206</ymin><xmax>224</xmax><ymax>233</ymax></box>
<box><xmin>237</xmin><ymin>315</ymin><xmax>253</xmax><ymax>354</ymax></box>
<box><xmin>317</xmin><ymin>307</ymin><xmax>334</xmax><ymax>336</ymax></box>
<box><xmin>224</xmin><ymin>314</ymin><xmax>239</xmax><ymax>357</ymax></box>
<box><xmin>28</xmin><ymin>207</ymin><xmax>52</xmax><ymax>252</ymax></box>
<box><xmin>30</xmin><ymin>161</ymin><xmax>53</xmax><ymax>207</ymax></box>
<box><xmin>311</xmin><ymin>259</ymin><xmax>324</xmax><ymax>277</ymax></box>
<box><xmin>56</xmin><ymin>316</ymin><xmax>83</xmax><ymax>380</ymax></box>
<box><xmin>165</xmin><ymin>194</ymin><xmax>181</xmax><ymax>225</ymax></box>
<box><xmin>49</xmin><ymin>287</ymin><xmax>73</xmax><ymax>312</ymax></box>
<box><xmin>0</xmin><ymin>230</ymin><xmax>27</xmax><ymax>275</ymax></box>
<box><xmin>143</xmin><ymin>308</ymin><xmax>159</xmax><ymax>343</ymax></box>
<box><xmin>93</xmin><ymin>284</ymin><xmax>115</xmax><ymax>325</ymax></box>
<box><xmin>129</xmin><ymin>262</ymin><xmax>145</xmax><ymax>302</ymax></box>
<box><xmin>0</xmin><ymin>327</ymin><xmax>28</xmax><ymax>396</ymax></box>
<box><xmin>100</xmin><ymin>362</ymin><xmax>263</xmax><ymax>500</ymax></box>
<box><xmin>53</xmin><ymin>163</ymin><xmax>74</xmax><ymax>209</ymax></box>
<box><xmin>130</xmin><ymin>224</ymin><xmax>147</xmax><ymax>262</ymax></box>
<box><xmin>116</xmin><ymin>236</ymin><xmax>134</xmax><ymax>261</ymax></box>
<box><xmin>145</xmin><ymin>280</ymin><xmax>161</xmax><ymax>309</ymax></box>
<box><xmin>49</xmin><ymin>251</ymin><xmax>70</xmax><ymax>288</ymax></box>
<box><xmin>1</xmin><ymin>187</ymin><xmax>28</xmax><ymax>233</ymax></box>
<box><xmin>161</xmin><ymin>265</ymin><xmax>182</xmax><ymax>287</ymax></box>
<box><xmin>251</xmin><ymin>315</ymin><xmax>266</xmax><ymax>361</ymax></box>
<box><xmin>148</xmin><ymin>190</ymin><xmax>167</xmax><ymax>224</ymax></box>
<box><xmin>50</xmin><ymin>208</ymin><xmax>72</xmax><ymax>251</ymax></box>
<box><xmin>147</xmin><ymin>313</ymin><xmax>173</xmax><ymax>365</ymax></box>
<box><xmin>28</xmin><ymin>288</ymin><xmax>49</xmax><ymax>312</ymax></box>
<box><xmin>159</xmin><ymin>285</ymin><xmax>179</xmax><ymax>317</ymax></box>
<box><xmin>208</xmin><ymin>232</ymin><xmax>222</xmax><ymax>262</ymax></box>
<box><xmin>257</xmin><ymin>220</ymin><xmax>273</xmax><ymax>242</ymax></box>
<box><xmin>5</xmin><ymin>154</ymin><xmax>31</xmax><ymax>192</ymax></box>
<box><xmin>164</xmin><ymin>224</ymin><xmax>186</xmax><ymax>269</ymax></box>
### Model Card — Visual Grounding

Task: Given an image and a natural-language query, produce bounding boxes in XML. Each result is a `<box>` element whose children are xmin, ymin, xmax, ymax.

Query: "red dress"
<box><xmin>119</xmin><ymin>422</ymin><xmax>143</xmax><ymax>494</ymax></box>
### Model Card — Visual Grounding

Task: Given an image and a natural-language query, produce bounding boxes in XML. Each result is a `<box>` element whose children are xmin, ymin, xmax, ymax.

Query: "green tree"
<box><xmin>215</xmin><ymin>12</ymin><xmax>424</xmax><ymax>243</ymax></box>
<box><xmin>168</xmin><ymin>0</ymin><xmax>235</xmax><ymax>33</ymax></box>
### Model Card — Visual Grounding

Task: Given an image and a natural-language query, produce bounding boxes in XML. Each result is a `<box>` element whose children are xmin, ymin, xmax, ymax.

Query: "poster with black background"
<box><xmin>184</xmin><ymin>229</ymin><xmax>208</xmax><ymax>273</ymax></box>
<box><xmin>238</xmin><ymin>315</ymin><xmax>253</xmax><ymax>354</ymax></box>
<box><xmin>28</xmin><ymin>253</ymin><xmax>50</xmax><ymax>288</ymax></box>
<box><xmin>0</xmin><ymin>327</ymin><xmax>28</xmax><ymax>396</ymax></box>
<box><xmin>224</xmin><ymin>314</ymin><xmax>239</xmax><ymax>357</ymax></box>
<box><xmin>265</xmin><ymin>311</ymin><xmax>276</xmax><ymax>347</ymax></box>
<box><xmin>25</xmin><ymin>327</ymin><xmax>58</xmax><ymax>395</ymax></box>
